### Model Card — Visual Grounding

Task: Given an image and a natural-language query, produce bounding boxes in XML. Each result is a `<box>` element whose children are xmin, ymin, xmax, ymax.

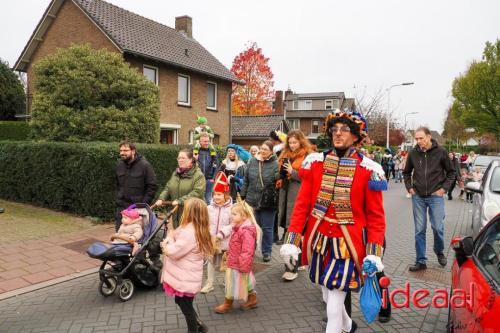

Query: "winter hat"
<box><xmin>226</xmin><ymin>143</ymin><xmax>251</xmax><ymax>163</ymax></box>
<box><xmin>213</xmin><ymin>171</ymin><xmax>230</xmax><ymax>193</ymax></box>
<box><xmin>197</xmin><ymin>115</ymin><xmax>208</xmax><ymax>125</ymax></box>
<box><xmin>121</xmin><ymin>207</ymin><xmax>140</xmax><ymax>220</ymax></box>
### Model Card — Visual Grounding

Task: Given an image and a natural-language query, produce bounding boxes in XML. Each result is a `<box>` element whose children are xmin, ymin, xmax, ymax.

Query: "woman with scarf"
<box><xmin>276</xmin><ymin>130</ymin><xmax>313</xmax><ymax>280</ymax></box>
<box><xmin>220</xmin><ymin>144</ymin><xmax>249</xmax><ymax>201</ymax></box>
<box><xmin>154</xmin><ymin>149</ymin><xmax>206</xmax><ymax>227</ymax></box>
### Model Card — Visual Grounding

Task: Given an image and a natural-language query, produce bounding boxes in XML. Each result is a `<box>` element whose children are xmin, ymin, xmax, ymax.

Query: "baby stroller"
<box><xmin>87</xmin><ymin>203</ymin><xmax>175</xmax><ymax>301</ymax></box>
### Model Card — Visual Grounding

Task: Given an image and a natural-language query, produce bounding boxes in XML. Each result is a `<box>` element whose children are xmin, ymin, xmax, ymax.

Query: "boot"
<box><xmin>214</xmin><ymin>298</ymin><xmax>233</xmax><ymax>314</ymax></box>
<box><xmin>196</xmin><ymin>316</ymin><xmax>209</xmax><ymax>333</ymax></box>
<box><xmin>240</xmin><ymin>292</ymin><xmax>258</xmax><ymax>310</ymax></box>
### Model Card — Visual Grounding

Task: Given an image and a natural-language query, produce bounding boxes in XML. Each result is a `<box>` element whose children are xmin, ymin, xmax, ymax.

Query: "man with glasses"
<box><xmin>115</xmin><ymin>141</ymin><xmax>157</xmax><ymax>231</ymax></box>
<box><xmin>281</xmin><ymin>110</ymin><xmax>388</xmax><ymax>332</ymax></box>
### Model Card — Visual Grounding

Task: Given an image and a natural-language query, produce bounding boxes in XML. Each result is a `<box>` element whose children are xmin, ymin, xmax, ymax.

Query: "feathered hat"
<box><xmin>226</xmin><ymin>143</ymin><xmax>251</xmax><ymax>163</ymax></box>
<box><xmin>213</xmin><ymin>171</ymin><xmax>230</xmax><ymax>193</ymax></box>
<box><xmin>324</xmin><ymin>109</ymin><xmax>368</xmax><ymax>145</ymax></box>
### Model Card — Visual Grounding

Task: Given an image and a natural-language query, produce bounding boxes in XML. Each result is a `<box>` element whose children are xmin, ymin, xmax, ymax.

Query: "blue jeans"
<box><xmin>204</xmin><ymin>179</ymin><xmax>214</xmax><ymax>204</ymax></box>
<box><xmin>395</xmin><ymin>170</ymin><xmax>403</xmax><ymax>182</ymax></box>
<box><xmin>411</xmin><ymin>194</ymin><xmax>445</xmax><ymax>264</ymax></box>
<box><xmin>255</xmin><ymin>208</ymin><xmax>277</xmax><ymax>256</ymax></box>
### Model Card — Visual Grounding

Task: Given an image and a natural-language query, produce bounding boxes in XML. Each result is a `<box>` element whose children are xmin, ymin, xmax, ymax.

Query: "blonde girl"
<box><xmin>214</xmin><ymin>201</ymin><xmax>262</xmax><ymax>313</ymax></box>
<box><xmin>161</xmin><ymin>198</ymin><xmax>214</xmax><ymax>333</ymax></box>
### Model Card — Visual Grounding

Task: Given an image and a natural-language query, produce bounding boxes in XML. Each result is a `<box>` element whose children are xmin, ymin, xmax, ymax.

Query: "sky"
<box><xmin>2</xmin><ymin>0</ymin><xmax>499</xmax><ymax>132</ymax></box>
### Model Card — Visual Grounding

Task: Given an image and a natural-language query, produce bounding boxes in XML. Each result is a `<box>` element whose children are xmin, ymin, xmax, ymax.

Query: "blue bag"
<box><xmin>359</xmin><ymin>260</ymin><xmax>382</xmax><ymax>324</ymax></box>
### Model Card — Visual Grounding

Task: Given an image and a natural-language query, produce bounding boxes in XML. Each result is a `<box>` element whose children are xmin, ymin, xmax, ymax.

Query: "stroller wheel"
<box><xmin>99</xmin><ymin>277</ymin><xmax>117</xmax><ymax>297</ymax></box>
<box><xmin>117</xmin><ymin>279</ymin><xmax>135</xmax><ymax>302</ymax></box>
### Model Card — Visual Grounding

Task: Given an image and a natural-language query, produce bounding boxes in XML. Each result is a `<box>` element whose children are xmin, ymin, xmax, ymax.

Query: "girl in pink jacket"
<box><xmin>214</xmin><ymin>201</ymin><xmax>262</xmax><ymax>314</ymax></box>
<box><xmin>201</xmin><ymin>171</ymin><xmax>233</xmax><ymax>293</ymax></box>
<box><xmin>161</xmin><ymin>198</ymin><xmax>214</xmax><ymax>333</ymax></box>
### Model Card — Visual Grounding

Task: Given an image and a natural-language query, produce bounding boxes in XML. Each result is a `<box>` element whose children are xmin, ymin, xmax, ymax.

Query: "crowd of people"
<box><xmin>113</xmin><ymin>113</ymin><xmax>483</xmax><ymax>333</ymax></box>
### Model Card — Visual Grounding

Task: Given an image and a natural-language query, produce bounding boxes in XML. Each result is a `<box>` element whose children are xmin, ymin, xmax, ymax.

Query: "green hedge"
<box><xmin>0</xmin><ymin>121</ymin><xmax>30</xmax><ymax>140</ymax></box>
<box><xmin>0</xmin><ymin>141</ymin><xmax>191</xmax><ymax>219</ymax></box>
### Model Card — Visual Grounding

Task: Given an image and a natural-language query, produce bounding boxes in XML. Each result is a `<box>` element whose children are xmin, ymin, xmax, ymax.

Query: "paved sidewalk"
<box><xmin>0</xmin><ymin>224</ymin><xmax>114</xmax><ymax>296</ymax></box>
<box><xmin>0</xmin><ymin>183</ymin><xmax>473</xmax><ymax>332</ymax></box>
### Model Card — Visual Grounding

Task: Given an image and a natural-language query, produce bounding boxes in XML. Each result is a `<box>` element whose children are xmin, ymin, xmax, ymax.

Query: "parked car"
<box><xmin>466</xmin><ymin>160</ymin><xmax>500</xmax><ymax>237</ymax></box>
<box><xmin>473</xmin><ymin>155</ymin><xmax>500</xmax><ymax>173</ymax></box>
<box><xmin>448</xmin><ymin>214</ymin><xmax>500</xmax><ymax>333</ymax></box>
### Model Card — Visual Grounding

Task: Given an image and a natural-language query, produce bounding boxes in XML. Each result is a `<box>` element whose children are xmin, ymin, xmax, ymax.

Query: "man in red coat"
<box><xmin>280</xmin><ymin>110</ymin><xmax>387</xmax><ymax>333</ymax></box>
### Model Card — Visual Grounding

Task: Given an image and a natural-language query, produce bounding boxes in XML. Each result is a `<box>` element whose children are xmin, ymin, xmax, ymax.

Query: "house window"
<box><xmin>312</xmin><ymin>120</ymin><xmax>320</xmax><ymax>133</ymax></box>
<box><xmin>188</xmin><ymin>130</ymin><xmax>195</xmax><ymax>144</ymax></box>
<box><xmin>207</xmin><ymin>81</ymin><xmax>217</xmax><ymax>110</ymax></box>
<box><xmin>143</xmin><ymin>65</ymin><xmax>158</xmax><ymax>85</ymax></box>
<box><xmin>178</xmin><ymin>74</ymin><xmax>190</xmax><ymax>105</ymax></box>
<box><xmin>294</xmin><ymin>100</ymin><xmax>312</xmax><ymax>110</ymax></box>
<box><xmin>288</xmin><ymin>119</ymin><xmax>300</xmax><ymax>129</ymax></box>
<box><xmin>213</xmin><ymin>134</ymin><xmax>220</xmax><ymax>145</ymax></box>
<box><xmin>325</xmin><ymin>100</ymin><xmax>333</xmax><ymax>110</ymax></box>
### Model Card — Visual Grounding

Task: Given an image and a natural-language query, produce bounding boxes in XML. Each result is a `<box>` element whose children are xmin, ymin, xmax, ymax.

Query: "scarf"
<box><xmin>176</xmin><ymin>166</ymin><xmax>193</xmax><ymax>178</ymax></box>
<box><xmin>277</xmin><ymin>148</ymin><xmax>308</xmax><ymax>189</ymax></box>
<box><xmin>311</xmin><ymin>147</ymin><xmax>358</xmax><ymax>225</ymax></box>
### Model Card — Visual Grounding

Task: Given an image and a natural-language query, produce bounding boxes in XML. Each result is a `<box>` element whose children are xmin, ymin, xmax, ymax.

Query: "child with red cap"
<box><xmin>200</xmin><ymin>171</ymin><xmax>233</xmax><ymax>293</ymax></box>
<box><xmin>111</xmin><ymin>207</ymin><xmax>143</xmax><ymax>254</ymax></box>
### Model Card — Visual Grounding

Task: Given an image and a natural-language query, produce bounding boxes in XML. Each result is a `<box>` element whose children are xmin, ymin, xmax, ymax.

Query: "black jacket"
<box><xmin>403</xmin><ymin>139</ymin><xmax>455</xmax><ymax>196</ymax></box>
<box><xmin>116</xmin><ymin>154</ymin><xmax>158</xmax><ymax>208</ymax></box>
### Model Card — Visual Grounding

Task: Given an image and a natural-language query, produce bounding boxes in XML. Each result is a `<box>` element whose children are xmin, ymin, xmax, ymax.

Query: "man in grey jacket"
<box><xmin>403</xmin><ymin>127</ymin><xmax>455</xmax><ymax>271</ymax></box>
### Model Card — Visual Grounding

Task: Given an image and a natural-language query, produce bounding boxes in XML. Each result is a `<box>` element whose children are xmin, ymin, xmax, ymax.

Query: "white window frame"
<box><xmin>288</xmin><ymin>119</ymin><xmax>300</xmax><ymax>129</ymax></box>
<box><xmin>206</xmin><ymin>81</ymin><xmax>217</xmax><ymax>110</ymax></box>
<box><xmin>143</xmin><ymin>65</ymin><xmax>158</xmax><ymax>85</ymax></box>
<box><xmin>325</xmin><ymin>99</ymin><xmax>333</xmax><ymax>110</ymax></box>
<box><xmin>293</xmin><ymin>100</ymin><xmax>299</xmax><ymax>110</ymax></box>
<box><xmin>312</xmin><ymin>120</ymin><xmax>320</xmax><ymax>134</ymax></box>
<box><xmin>178</xmin><ymin>74</ymin><xmax>191</xmax><ymax>106</ymax></box>
<box><xmin>188</xmin><ymin>130</ymin><xmax>194</xmax><ymax>144</ymax></box>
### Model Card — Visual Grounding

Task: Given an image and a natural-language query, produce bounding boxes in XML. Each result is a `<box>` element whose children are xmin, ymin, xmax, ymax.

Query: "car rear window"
<box><xmin>490</xmin><ymin>167</ymin><xmax>500</xmax><ymax>193</ymax></box>
<box><xmin>475</xmin><ymin>156</ymin><xmax>500</xmax><ymax>167</ymax></box>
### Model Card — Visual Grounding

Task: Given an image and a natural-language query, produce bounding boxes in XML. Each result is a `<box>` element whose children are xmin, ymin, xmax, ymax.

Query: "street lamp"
<box><xmin>386</xmin><ymin>82</ymin><xmax>414</xmax><ymax>149</ymax></box>
<box><xmin>402</xmin><ymin>112</ymin><xmax>419</xmax><ymax>150</ymax></box>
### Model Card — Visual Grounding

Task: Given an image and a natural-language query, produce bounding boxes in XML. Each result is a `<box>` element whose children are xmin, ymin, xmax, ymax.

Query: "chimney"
<box><xmin>284</xmin><ymin>88</ymin><xmax>293</xmax><ymax>101</ymax></box>
<box><xmin>274</xmin><ymin>90</ymin><xmax>284</xmax><ymax>114</ymax></box>
<box><xmin>175</xmin><ymin>16</ymin><xmax>192</xmax><ymax>38</ymax></box>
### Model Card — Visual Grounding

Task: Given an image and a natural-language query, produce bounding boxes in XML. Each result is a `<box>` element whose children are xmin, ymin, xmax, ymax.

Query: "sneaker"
<box><xmin>263</xmin><ymin>254</ymin><xmax>271</xmax><ymax>262</ymax></box>
<box><xmin>409</xmin><ymin>262</ymin><xmax>427</xmax><ymax>272</ymax></box>
<box><xmin>200</xmin><ymin>283</ymin><xmax>214</xmax><ymax>293</ymax></box>
<box><xmin>282</xmin><ymin>271</ymin><xmax>298</xmax><ymax>281</ymax></box>
<box><xmin>437</xmin><ymin>253</ymin><xmax>447</xmax><ymax>267</ymax></box>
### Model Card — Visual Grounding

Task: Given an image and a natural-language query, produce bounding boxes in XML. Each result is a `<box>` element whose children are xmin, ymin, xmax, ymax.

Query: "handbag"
<box><xmin>258</xmin><ymin>161</ymin><xmax>278</xmax><ymax>209</ymax></box>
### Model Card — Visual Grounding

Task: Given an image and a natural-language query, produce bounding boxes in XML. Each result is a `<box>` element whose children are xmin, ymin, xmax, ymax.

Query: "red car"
<box><xmin>449</xmin><ymin>214</ymin><xmax>500</xmax><ymax>332</ymax></box>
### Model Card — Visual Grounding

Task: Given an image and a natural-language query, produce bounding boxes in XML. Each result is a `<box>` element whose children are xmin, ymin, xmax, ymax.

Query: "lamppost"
<box><xmin>386</xmin><ymin>82</ymin><xmax>414</xmax><ymax>149</ymax></box>
<box><xmin>402</xmin><ymin>111</ymin><xmax>419</xmax><ymax>150</ymax></box>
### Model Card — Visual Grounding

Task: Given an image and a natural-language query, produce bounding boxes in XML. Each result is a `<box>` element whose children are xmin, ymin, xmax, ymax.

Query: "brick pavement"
<box><xmin>0</xmin><ymin>224</ymin><xmax>114</xmax><ymax>295</ymax></box>
<box><xmin>0</xmin><ymin>183</ymin><xmax>473</xmax><ymax>332</ymax></box>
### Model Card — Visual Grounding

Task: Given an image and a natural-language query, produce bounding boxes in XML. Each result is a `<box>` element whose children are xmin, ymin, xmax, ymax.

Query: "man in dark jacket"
<box><xmin>115</xmin><ymin>141</ymin><xmax>158</xmax><ymax>231</ymax></box>
<box><xmin>403</xmin><ymin>127</ymin><xmax>455</xmax><ymax>271</ymax></box>
<box><xmin>194</xmin><ymin>133</ymin><xmax>219</xmax><ymax>203</ymax></box>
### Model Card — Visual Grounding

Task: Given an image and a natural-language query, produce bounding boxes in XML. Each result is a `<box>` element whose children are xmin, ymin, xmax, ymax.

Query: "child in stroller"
<box><xmin>111</xmin><ymin>207</ymin><xmax>143</xmax><ymax>255</ymax></box>
<box><xmin>87</xmin><ymin>203</ymin><xmax>172</xmax><ymax>301</ymax></box>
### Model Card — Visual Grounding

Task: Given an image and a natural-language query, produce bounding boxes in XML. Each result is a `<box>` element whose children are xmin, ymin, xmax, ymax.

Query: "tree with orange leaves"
<box><xmin>231</xmin><ymin>42</ymin><xmax>274</xmax><ymax>115</ymax></box>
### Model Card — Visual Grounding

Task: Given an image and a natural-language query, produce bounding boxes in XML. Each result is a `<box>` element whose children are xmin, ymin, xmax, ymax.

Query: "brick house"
<box><xmin>232</xmin><ymin>115</ymin><xmax>289</xmax><ymax>148</ymax></box>
<box><xmin>276</xmin><ymin>90</ymin><xmax>355</xmax><ymax>142</ymax></box>
<box><xmin>13</xmin><ymin>0</ymin><xmax>240</xmax><ymax>145</ymax></box>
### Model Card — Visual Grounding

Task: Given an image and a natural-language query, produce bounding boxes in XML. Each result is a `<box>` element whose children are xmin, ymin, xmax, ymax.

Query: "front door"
<box><xmin>160</xmin><ymin>129</ymin><xmax>176</xmax><ymax>144</ymax></box>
